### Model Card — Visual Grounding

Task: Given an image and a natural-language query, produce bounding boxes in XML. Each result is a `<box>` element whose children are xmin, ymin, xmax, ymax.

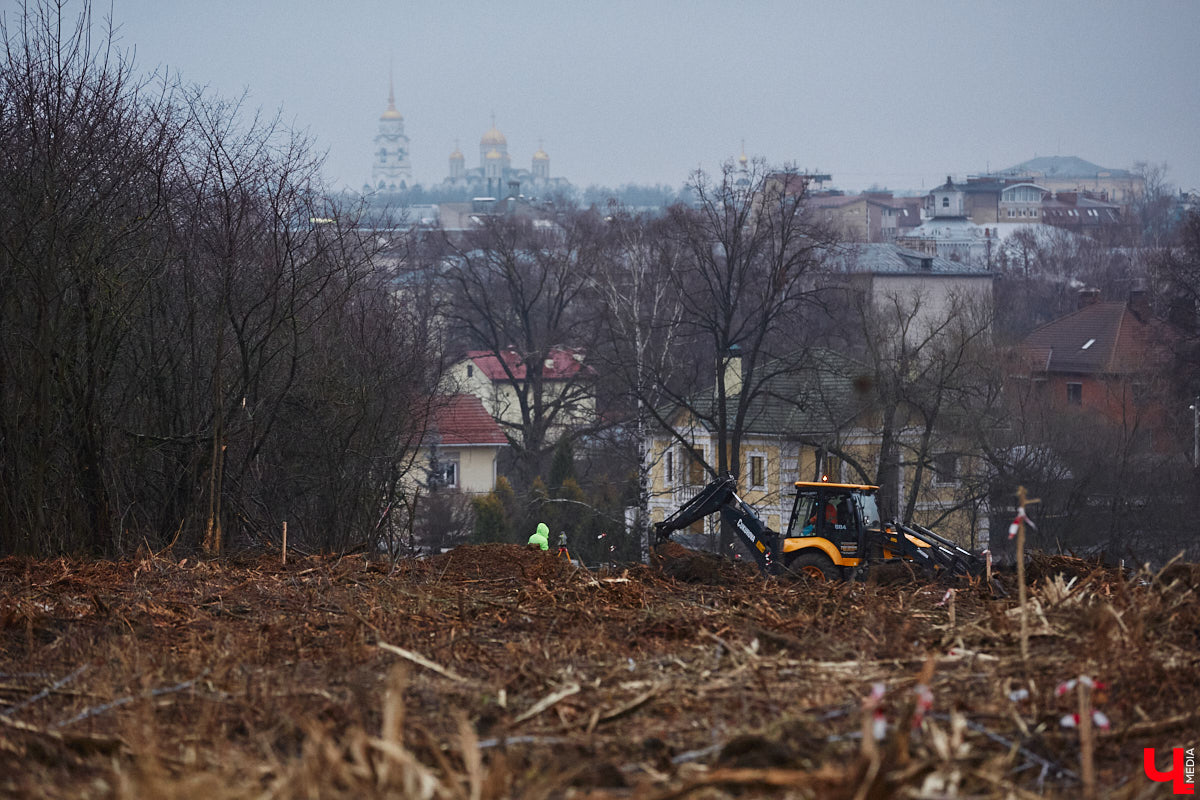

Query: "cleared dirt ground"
<box><xmin>1</xmin><ymin>543</ymin><xmax>1197</xmax><ymax>798</ymax></box>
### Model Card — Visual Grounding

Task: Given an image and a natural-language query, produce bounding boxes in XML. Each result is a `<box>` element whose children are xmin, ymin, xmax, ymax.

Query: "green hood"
<box><xmin>536</xmin><ymin>522</ymin><xmax>549</xmax><ymax>537</ymax></box>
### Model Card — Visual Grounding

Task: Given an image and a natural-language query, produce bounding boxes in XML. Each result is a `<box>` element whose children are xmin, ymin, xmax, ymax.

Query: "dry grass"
<box><xmin>0</xmin><ymin>545</ymin><xmax>1196</xmax><ymax>798</ymax></box>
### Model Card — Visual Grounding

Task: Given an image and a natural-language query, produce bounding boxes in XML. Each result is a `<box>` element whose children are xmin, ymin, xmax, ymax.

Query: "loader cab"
<box><xmin>783</xmin><ymin>481</ymin><xmax>881</xmax><ymax>566</ymax></box>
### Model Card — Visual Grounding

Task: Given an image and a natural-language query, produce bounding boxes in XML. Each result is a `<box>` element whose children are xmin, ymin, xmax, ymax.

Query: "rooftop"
<box><xmin>464</xmin><ymin>347</ymin><xmax>593</xmax><ymax>381</ymax></box>
<box><xmin>1019</xmin><ymin>297</ymin><xmax>1167</xmax><ymax>375</ymax></box>
<box><xmin>670</xmin><ymin>348</ymin><xmax>869</xmax><ymax>438</ymax></box>
<box><xmin>430</xmin><ymin>394</ymin><xmax>507</xmax><ymax>447</ymax></box>
<box><xmin>829</xmin><ymin>243</ymin><xmax>991</xmax><ymax>275</ymax></box>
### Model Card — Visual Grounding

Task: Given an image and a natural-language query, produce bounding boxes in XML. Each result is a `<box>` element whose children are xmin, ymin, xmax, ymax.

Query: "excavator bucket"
<box><xmin>883</xmin><ymin>521</ymin><xmax>983</xmax><ymax>577</ymax></box>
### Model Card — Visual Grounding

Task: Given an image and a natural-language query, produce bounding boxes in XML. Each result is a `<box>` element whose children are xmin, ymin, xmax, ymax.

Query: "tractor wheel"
<box><xmin>785</xmin><ymin>551</ymin><xmax>839</xmax><ymax>582</ymax></box>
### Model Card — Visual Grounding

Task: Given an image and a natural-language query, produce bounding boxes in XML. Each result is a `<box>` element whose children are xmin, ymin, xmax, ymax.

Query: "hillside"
<box><xmin>1</xmin><ymin>544</ymin><xmax>1197</xmax><ymax>798</ymax></box>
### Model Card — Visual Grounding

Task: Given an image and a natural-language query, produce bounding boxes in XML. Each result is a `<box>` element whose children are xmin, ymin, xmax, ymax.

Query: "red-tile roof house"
<box><xmin>463</xmin><ymin>348</ymin><xmax>591</xmax><ymax>381</ymax></box>
<box><xmin>430</xmin><ymin>394</ymin><xmax>508</xmax><ymax>447</ymax></box>
<box><xmin>449</xmin><ymin>348</ymin><xmax>598</xmax><ymax>442</ymax></box>
<box><xmin>420</xmin><ymin>394</ymin><xmax>507</xmax><ymax>493</ymax></box>
<box><xmin>1013</xmin><ymin>291</ymin><xmax>1175</xmax><ymax>449</ymax></box>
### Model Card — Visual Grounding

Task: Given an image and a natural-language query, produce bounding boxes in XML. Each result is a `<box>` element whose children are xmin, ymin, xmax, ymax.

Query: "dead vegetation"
<box><xmin>1</xmin><ymin>543</ymin><xmax>1197</xmax><ymax>798</ymax></box>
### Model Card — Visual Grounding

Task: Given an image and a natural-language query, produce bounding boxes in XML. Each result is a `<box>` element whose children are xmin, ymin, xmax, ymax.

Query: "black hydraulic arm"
<box><xmin>653</xmin><ymin>474</ymin><xmax>738</xmax><ymax>539</ymax></box>
<box><xmin>653</xmin><ymin>473</ymin><xmax>780</xmax><ymax>572</ymax></box>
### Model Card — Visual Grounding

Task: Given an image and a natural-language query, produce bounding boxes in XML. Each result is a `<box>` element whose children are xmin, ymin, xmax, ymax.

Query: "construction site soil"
<box><xmin>1</xmin><ymin>543</ymin><xmax>1197</xmax><ymax>799</ymax></box>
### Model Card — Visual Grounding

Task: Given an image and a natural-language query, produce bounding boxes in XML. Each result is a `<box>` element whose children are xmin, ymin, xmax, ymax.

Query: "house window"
<box><xmin>665</xmin><ymin>450</ymin><xmax>675</xmax><ymax>484</ymax></box>
<box><xmin>749</xmin><ymin>454</ymin><xmax>767</xmax><ymax>490</ymax></box>
<box><xmin>685</xmin><ymin>447</ymin><xmax>706</xmax><ymax>486</ymax></box>
<box><xmin>821</xmin><ymin>453</ymin><xmax>843</xmax><ymax>482</ymax></box>
<box><xmin>942</xmin><ymin>197</ymin><xmax>949</xmax><ymax>208</ymax></box>
<box><xmin>932</xmin><ymin>453</ymin><xmax>958</xmax><ymax>485</ymax></box>
<box><xmin>466</xmin><ymin>365</ymin><xmax>474</xmax><ymax>378</ymax></box>
<box><xmin>433</xmin><ymin>453</ymin><xmax>460</xmax><ymax>489</ymax></box>
<box><xmin>1067</xmin><ymin>382</ymin><xmax>1083</xmax><ymax>405</ymax></box>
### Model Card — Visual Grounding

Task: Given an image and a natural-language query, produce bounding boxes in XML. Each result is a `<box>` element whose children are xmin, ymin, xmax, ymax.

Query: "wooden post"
<box><xmin>282</xmin><ymin>521</ymin><xmax>287</xmax><ymax>565</ymax></box>
<box><xmin>1078</xmin><ymin>680</ymin><xmax>1096</xmax><ymax>800</ymax></box>
<box><xmin>1015</xmin><ymin>486</ymin><xmax>1039</xmax><ymax>664</ymax></box>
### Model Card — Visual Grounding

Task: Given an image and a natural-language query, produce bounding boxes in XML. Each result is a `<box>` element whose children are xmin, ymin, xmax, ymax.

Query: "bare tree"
<box><xmin>0</xmin><ymin>0</ymin><xmax>442</xmax><ymax>556</ymax></box>
<box><xmin>440</xmin><ymin>207</ymin><xmax>606</xmax><ymax>485</ymax></box>
<box><xmin>649</xmin><ymin>160</ymin><xmax>836</xmax><ymax>549</ymax></box>
<box><xmin>839</xmin><ymin>282</ymin><xmax>994</xmax><ymax>527</ymax></box>
<box><xmin>0</xmin><ymin>0</ymin><xmax>181</xmax><ymax>553</ymax></box>
<box><xmin>1154</xmin><ymin>210</ymin><xmax>1200</xmax><ymax>400</ymax></box>
<box><xmin>590</xmin><ymin>205</ymin><xmax>685</xmax><ymax>560</ymax></box>
<box><xmin>1130</xmin><ymin>161</ymin><xmax>1175</xmax><ymax>248</ymax></box>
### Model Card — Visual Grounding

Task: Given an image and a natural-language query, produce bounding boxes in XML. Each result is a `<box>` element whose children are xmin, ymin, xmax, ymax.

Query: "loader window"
<box><xmin>831</xmin><ymin>495</ymin><xmax>851</xmax><ymax>530</ymax></box>
<box><xmin>856</xmin><ymin>493</ymin><xmax>880</xmax><ymax>529</ymax></box>
<box><xmin>795</xmin><ymin>495</ymin><xmax>818</xmax><ymax>537</ymax></box>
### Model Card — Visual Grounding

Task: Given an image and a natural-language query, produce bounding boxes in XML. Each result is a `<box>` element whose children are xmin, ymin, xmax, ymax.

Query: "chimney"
<box><xmin>722</xmin><ymin>344</ymin><xmax>743</xmax><ymax>397</ymax></box>
<box><xmin>1078</xmin><ymin>287</ymin><xmax>1101</xmax><ymax>308</ymax></box>
<box><xmin>1129</xmin><ymin>280</ymin><xmax>1149</xmax><ymax>317</ymax></box>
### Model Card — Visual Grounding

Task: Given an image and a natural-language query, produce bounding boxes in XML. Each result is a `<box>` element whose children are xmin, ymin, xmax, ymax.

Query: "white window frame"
<box><xmin>440</xmin><ymin>452</ymin><xmax>460</xmax><ymax>489</ymax></box>
<box><xmin>747</xmin><ymin>452</ymin><xmax>768</xmax><ymax>490</ymax></box>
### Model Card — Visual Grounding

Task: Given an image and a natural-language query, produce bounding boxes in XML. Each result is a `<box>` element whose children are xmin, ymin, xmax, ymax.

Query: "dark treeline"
<box><xmin>3</xmin><ymin>1</ymin><xmax>1199</xmax><ymax>563</ymax></box>
<box><xmin>0</xmin><ymin>2</ymin><xmax>441</xmax><ymax>556</ymax></box>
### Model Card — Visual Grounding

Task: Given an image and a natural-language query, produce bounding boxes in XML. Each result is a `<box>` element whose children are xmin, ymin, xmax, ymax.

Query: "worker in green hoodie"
<box><xmin>527</xmin><ymin>522</ymin><xmax>550</xmax><ymax>551</ymax></box>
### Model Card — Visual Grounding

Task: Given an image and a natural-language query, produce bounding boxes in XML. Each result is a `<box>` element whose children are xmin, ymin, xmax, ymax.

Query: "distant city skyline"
<box><xmin>95</xmin><ymin>0</ymin><xmax>1200</xmax><ymax>194</ymax></box>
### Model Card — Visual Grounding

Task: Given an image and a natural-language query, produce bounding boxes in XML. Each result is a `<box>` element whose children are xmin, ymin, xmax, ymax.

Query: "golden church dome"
<box><xmin>450</xmin><ymin>146</ymin><xmax>464</xmax><ymax>160</ymax></box>
<box><xmin>481</xmin><ymin>126</ymin><xmax>507</xmax><ymax>147</ymax></box>
<box><xmin>485</xmin><ymin>148</ymin><xmax>503</xmax><ymax>160</ymax></box>
<box><xmin>533</xmin><ymin>147</ymin><xmax>549</xmax><ymax>161</ymax></box>
<box><xmin>381</xmin><ymin>79</ymin><xmax>403</xmax><ymax>121</ymax></box>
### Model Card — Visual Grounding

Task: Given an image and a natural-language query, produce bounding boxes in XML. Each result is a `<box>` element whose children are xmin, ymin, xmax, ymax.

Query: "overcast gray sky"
<box><xmin>102</xmin><ymin>0</ymin><xmax>1199</xmax><ymax>195</ymax></box>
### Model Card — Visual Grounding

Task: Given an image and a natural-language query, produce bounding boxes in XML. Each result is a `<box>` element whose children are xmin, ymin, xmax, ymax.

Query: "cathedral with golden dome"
<box><xmin>367</xmin><ymin>85</ymin><xmax>571</xmax><ymax>198</ymax></box>
<box><xmin>368</xmin><ymin>79</ymin><xmax>413</xmax><ymax>192</ymax></box>
<box><xmin>441</xmin><ymin>115</ymin><xmax>569</xmax><ymax>197</ymax></box>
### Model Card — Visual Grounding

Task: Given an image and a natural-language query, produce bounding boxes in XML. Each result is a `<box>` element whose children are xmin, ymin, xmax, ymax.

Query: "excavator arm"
<box><xmin>654</xmin><ymin>473</ymin><xmax>780</xmax><ymax>573</ymax></box>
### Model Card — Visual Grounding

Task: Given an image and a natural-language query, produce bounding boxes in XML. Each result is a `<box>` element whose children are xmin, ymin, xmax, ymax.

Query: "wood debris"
<box><xmin>0</xmin><ymin>545</ymin><xmax>1196</xmax><ymax>798</ymax></box>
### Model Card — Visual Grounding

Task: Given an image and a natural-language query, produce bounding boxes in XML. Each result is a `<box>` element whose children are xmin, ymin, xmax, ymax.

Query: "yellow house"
<box><xmin>414</xmin><ymin>394</ymin><xmax>507</xmax><ymax>494</ymax></box>
<box><xmin>646</xmin><ymin>350</ymin><xmax>874</xmax><ymax>552</ymax></box>
<box><xmin>644</xmin><ymin>349</ymin><xmax>987</xmax><ymax>555</ymax></box>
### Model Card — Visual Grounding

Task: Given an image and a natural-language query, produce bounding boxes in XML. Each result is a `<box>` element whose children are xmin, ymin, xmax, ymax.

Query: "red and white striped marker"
<box><xmin>1060</xmin><ymin>710</ymin><xmax>1111</xmax><ymax>731</ymax></box>
<box><xmin>1008</xmin><ymin>506</ymin><xmax>1037</xmax><ymax>539</ymax></box>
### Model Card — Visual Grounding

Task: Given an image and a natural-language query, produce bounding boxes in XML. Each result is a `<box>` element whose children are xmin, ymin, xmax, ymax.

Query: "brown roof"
<box><xmin>1019</xmin><ymin>300</ymin><xmax>1167</xmax><ymax>375</ymax></box>
<box><xmin>430</xmin><ymin>395</ymin><xmax>507</xmax><ymax>446</ymax></box>
<box><xmin>807</xmin><ymin>193</ymin><xmax>863</xmax><ymax>209</ymax></box>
